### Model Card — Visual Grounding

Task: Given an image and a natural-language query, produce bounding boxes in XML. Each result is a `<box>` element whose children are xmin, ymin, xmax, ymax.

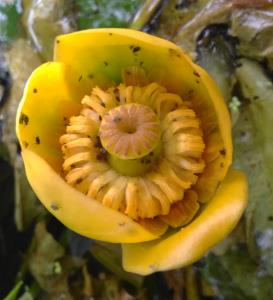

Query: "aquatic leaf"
<box><xmin>155</xmin><ymin>0</ymin><xmax>210</xmax><ymax>40</ymax></box>
<box><xmin>201</xmin><ymin>249</ymin><xmax>273</xmax><ymax>300</ymax></box>
<box><xmin>231</xmin><ymin>8</ymin><xmax>273</xmax><ymax>70</ymax></box>
<box><xmin>196</xmin><ymin>24</ymin><xmax>238</xmax><ymax>102</ymax></box>
<box><xmin>22</xmin><ymin>0</ymin><xmax>75</xmax><ymax>60</ymax></box>
<box><xmin>234</xmin><ymin>59</ymin><xmax>273</xmax><ymax>275</ymax></box>
<box><xmin>236</xmin><ymin>59</ymin><xmax>273</xmax><ymax>195</ymax></box>
<box><xmin>174</xmin><ymin>0</ymin><xmax>232</xmax><ymax>57</ymax></box>
<box><xmin>233</xmin><ymin>103</ymin><xmax>272</xmax><ymax>255</ymax></box>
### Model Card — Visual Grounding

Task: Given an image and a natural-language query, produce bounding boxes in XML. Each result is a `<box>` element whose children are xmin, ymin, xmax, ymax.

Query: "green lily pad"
<box><xmin>22</xmin><ymin>0</ymin><xmax>75</xmax><ymax>61</ymax></box>
<box><xmin>234</xmin><ymin>59</ymin><xmax>273</xmax><ymax>275</ymax></box>
<box><xmin>202</xmin><ymin>248</ymin><xmax>273</xmax><ymax>300</ymax></box>
<box><xmin>231</xmin><ymin>8</ymin><xmax>273</xmax><ymax>70</ymax></box>
<box><xmin>196</xmin><ymin>24</ymin><xmax>237</xmax><ymax>102</ymax></box>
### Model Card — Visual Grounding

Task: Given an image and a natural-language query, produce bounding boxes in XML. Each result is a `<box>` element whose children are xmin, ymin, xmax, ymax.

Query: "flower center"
<box><xmin>99</xmin><ymin>103</ymin><xmax>161</xmax><ymax>176</ymax></box>
<box><xmin>99</xmin><ymin>103</ymin><xmax>161</xmax><ymax>159</ymax></box>
<box><xmin>59</xmin><ymin>73</ymin><xmax>206</xmax><ymax>223</ymax></box>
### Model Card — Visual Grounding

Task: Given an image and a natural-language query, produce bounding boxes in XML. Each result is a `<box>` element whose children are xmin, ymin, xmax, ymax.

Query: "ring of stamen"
<box><xmin>59</xmin><ymin>70</ymin><xmax>213</xmax><ymax>225</ymax></box>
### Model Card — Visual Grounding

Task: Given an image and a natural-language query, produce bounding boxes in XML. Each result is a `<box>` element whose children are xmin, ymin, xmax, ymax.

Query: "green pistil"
<box><xmin>108</xmin><ymin>142</ymin><xmax>162</xmax><ymax>176</ymax></box>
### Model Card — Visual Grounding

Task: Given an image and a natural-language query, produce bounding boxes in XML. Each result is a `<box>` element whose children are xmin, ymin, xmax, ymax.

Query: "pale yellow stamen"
<box><xmin>160</xmin><ymin>190</ymin><xmax>200</xmax><ymax>227</ymax></box>
<box><xmin>60</xmin><ymin>68</ymin><xmax>208</xmax><ymax>223</ymax></box>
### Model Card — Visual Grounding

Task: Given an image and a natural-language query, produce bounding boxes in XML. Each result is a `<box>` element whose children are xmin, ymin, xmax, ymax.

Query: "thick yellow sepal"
<box><xmin>16</xmin><ymin>62</ymin><xmax>93</xmax><ymax>171</ymax></box>
<box><xmin>122</xmin><ymin>169</ymin><xmax>247</xmax><ymax>275</ymax></box>
<box><xmin>21</xmin><ymin>149</ymin><xmax>160</xmax><ymax>243</ymax></box>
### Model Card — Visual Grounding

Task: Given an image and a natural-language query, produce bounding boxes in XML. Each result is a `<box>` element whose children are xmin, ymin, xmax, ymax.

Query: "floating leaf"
<box><xmin>196</xmin><ymin>24</ymin><xmax>238</xmax><ymax>102</ymax></box>
<box><xmin>174</xmin><ymin>0</ymin><xmax>232</xmax><ymax>57</ymax></box>
<box><xmin>231</xmin><ymin>8</ymin><xmax>273</xmax><ymax>70</ymax></box>
<box><xmin>201</xmin><ymin>248</ymin><xmax>273</xmax><ymax>300</ymax></box>
<box><xmin>22</xmin><ymin>0</ymin><xmax>75</xmax><ymax>60</ymax></box>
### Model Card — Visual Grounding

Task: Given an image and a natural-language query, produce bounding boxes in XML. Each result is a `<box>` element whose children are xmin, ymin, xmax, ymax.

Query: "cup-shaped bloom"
<box><xmin>16</xmin><ymin>29</ymin><xmax>247</xmax><ymax>275</ymax></box>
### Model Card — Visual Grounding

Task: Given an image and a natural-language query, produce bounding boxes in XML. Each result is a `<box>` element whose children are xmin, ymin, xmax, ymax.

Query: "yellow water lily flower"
<box><xmin>16</xmin><ymin>29</ymin><xmax>247</xmax><ymax>275</ymax></box>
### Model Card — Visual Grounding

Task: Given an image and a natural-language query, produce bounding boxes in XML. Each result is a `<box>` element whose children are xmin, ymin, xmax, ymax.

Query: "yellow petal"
<box><xmin>192</xmin><ymin>63</ymin><xmax>232</xmax><ymax>170</ymax></box>
<box><xmin>190</xmin><ymin>65</ymin><xmax>232</xmax><ymax>202</ymax></box>
<box><xmin>16</xmin><ymin>62</ymin><xmax>92</xmax><ymax>171</ymax></box>
<box><xmin>54</xmin><ymin>29</ymin><xmax>201</xmax><ymax>98</ymax></box>
<box><xmin>188</xmin><ymin>63</ymin><xmax>232</xmax><ymax>166</ymax></box>
<box><xmin>137</xmin><ymin>218</ymin><xmax>168</xmax><ymax>236</ymax></box>
<box><xmin>21</xmin><ymin>149</ymin><xmax>160</xmax><ymax>243</ymax></box>
<box><xmin>54</xmin><ymin>28</ymin><xmax>190</xmax><ymax>85</ymax></box>
<box><xmin>122</xmin><ymin>169</ymin><xmax>247</xmax><ymax>275</ymax></box>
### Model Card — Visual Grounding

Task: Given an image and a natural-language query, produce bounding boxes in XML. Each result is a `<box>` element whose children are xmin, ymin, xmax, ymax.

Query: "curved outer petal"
<box><xmin>122</xmin><ymin>169</ymin><xmax>247</xmax><ymax>275</ymax></box>
<box><xmin>21</xmin><ymin>149</ymin><xmax>160</xmax><ymax>243</ymax></box>
<box><xmin>54</xmin><ymin>28</ymin><xmax>232</xmax><ymax>195</ymax></box>
<box><xmin>16</xmin><ymin>60</ymin><xmax>160</xmax><ymax>243</ymax></box>
<box><xmin>16</xmin><ymin>62</ymin><xmax>93</xmax><ymax>171</ymax></box>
